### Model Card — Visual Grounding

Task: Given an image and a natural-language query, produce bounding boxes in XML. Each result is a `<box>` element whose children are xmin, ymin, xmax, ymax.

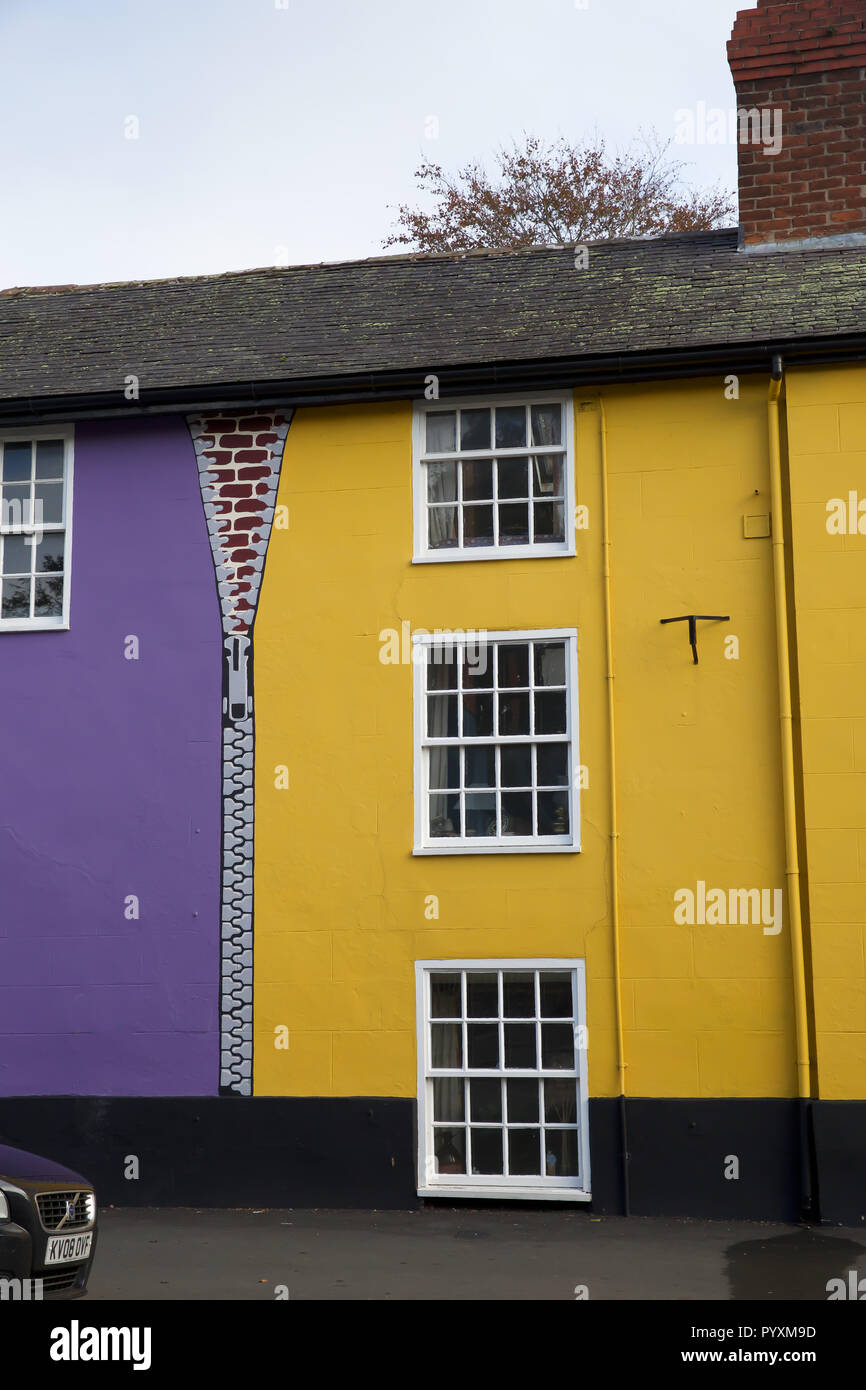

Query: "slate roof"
<box><xmin>1</xmin><ymin>227</ymin><xmax>865</xmax><ymax>410</ymax></box>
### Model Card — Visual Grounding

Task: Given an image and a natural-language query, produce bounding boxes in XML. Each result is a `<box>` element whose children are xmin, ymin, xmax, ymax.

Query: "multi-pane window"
<box><xmin>416</xmin><ymin>962</ymin><xmax>590</xmax><ymax>1196</ymax></box>
<box><xmin>0</xmin><ymin>434</ymin><xmax>71</xmax><ymax>629</ymax></box>
<box><xmin>413</xmin><ymin>395</ymin><xmax>574</xmax><ymax>561</ymax></box>
<box><xmin>413</xmin><ymin>629</ymin><xmax>579</xmax><ymax>853</ymax></box>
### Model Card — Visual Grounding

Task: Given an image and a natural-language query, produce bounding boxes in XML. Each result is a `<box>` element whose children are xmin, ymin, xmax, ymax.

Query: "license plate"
<box><xmin>45</xmin><ymin>1232</ymin><xmax>93</xmax><ymax>1265</ymax></box>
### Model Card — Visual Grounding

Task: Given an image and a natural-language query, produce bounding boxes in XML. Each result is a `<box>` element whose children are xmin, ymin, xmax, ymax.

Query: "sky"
<box><xmin>0</xmin><ymin>0</ymin><xmax>747</xmax><ymax>287</ymax></box>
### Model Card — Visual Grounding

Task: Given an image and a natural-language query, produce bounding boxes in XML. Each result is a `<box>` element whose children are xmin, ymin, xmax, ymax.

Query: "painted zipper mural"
<box><xmin>188</xmin><ymin>410</ymin><xmax>292</xmax><ymax>1095</ymax></box>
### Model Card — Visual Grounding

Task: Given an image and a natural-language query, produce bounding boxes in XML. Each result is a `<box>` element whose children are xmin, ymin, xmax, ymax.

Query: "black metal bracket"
<box><xmin>660</xmin><ymin>614</ymin><xmax>730</xmax><ymax>665</ymax></box>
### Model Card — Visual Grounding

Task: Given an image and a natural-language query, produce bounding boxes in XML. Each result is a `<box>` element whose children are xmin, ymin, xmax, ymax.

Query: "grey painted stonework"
<box><xmin>741</xmin><ymin>231</ymin><xmax>866</xmax><ymax>255</ymax></box>
<box><xmin>188</xmin><ymin>411</ymin><xmax>293</xmax><ymax>1096</ymax></box>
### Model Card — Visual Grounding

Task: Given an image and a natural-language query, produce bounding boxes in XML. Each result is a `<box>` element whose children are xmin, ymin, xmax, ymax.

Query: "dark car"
<box><xmin>0</xmin><ymin>1144</ymin><xmax>97</xmax><ymax>1299</ymax></box>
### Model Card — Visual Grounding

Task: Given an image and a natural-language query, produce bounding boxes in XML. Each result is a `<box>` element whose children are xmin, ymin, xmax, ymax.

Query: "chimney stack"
<box><xmin>728</xmin><ymin>0</ymin><xmax>866</xmax><ymax>251</ymax></box>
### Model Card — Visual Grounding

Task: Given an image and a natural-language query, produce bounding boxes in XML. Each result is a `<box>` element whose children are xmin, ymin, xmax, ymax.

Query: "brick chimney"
<box><xmin>728</xmin><ymin>0</ymin><xmax>866</xmax><ymax>251</ymax></box>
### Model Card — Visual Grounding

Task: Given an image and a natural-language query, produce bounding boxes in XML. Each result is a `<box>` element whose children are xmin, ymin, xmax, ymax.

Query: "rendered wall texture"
<box><xmin>252</xmin><ymin>382</ymin><xmax>796</xmax><ymax>1102</ymax></box>
<box><xmin>787</xmin><ymin>364</ymin><xmax>866</xmax><ymax>1100</ymax></box>
<box><xmin>4</xmin><ymin>377</ymin><xmax>859</xmax><ymax>1117</ymax></box>
<box><xmin>0</xmin><ymin>416</ymin><xmax>222</xmax><ymax>1097</ymax></box>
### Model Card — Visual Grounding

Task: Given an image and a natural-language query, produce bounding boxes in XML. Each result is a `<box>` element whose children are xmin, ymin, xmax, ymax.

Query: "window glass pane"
<box><xmin>421</xmin><ymin>634</ymin><xmax>575</xmax><ymax>848</ymax></box>
<box><xmin>536</xmin><ymin>743</ymin><xmax>569</xmax><ymax>787</ymax></box>
<box><xmin>537</xmin><ymin>791</ymin><xmax>569</xmax><ymax>836</ymax></box>
<box><xmin>508</xmin><ymin>1128</ymin><xmax>541</xmax><ymax>1176</ymax></box>
<box><xmin>464</xmin><ymin>793</ymin><xmax>496</xmax><ymax>838</ymax></box>
<box><xmin>432</xmin><ymin>1022</ymin><xmax>463</xmax><ymax>1067</ymax></box>
<box><xmin>507</xmin><ymin>1078</ymin><xmax>539</xmax><ymax>1123</ymax></box>
<box><xmin>34</xmin><ymin>577</ymin><xmax>63</xmax><ymax>617</ymax></box>
<box><xmin>469</xmin><ymin>1078</ymin><xmax>502</xmax><ymax>1122</ymax></box>
<box><xmin>434</xmin><ymin>1128</ymin><xmax>465</xmax><ymax>1174</ymax></box>
<box><xmin>34</xmin><ymin>483</ymin><xmax>63</xmax><ymax>526</ymax></box>
<box><xmin>498</xmin><ymin>504</ymin><xmax>529</xmax><ymax>545</ymax></box>
<box><xmin>545</xmin><ymin>1128</ymin><xmax>579</xmax><ymax>1177</ymax></box>
<box><xmin>467</xmin><ymin>1023</ymin><xmax>499</xmax><ymax>1069</ymax></box>
<box><xmin>424</xmin><ymin>967</ymin><xmax>582</xmax><ymax>1190</ymax></box>
<box><xmin>503</xmin><ymin>972</ymin><xmax>535</xmax><ymax>1017</ymax></box>
<box><xmin>466</xmin><ymin>973</ymin><xmax>498</xmax><ymax>1018</ymax></box>
<box><xmin>427</xmin><ymin>648</ymin><xmax>458</xmax><ymax>690</ymax></box>
<box><xmin>532</xmin><ymin>454</ymin><xmax>563</xmax><ymax>497</ymax></box>
<box><xmin>498</xmin><ymin>691</ymin><xmax>529</xmax><ymax>735</ymax></box>
<box><xmin>495</xmin><ymin>406</ymin><xmax>526</xmax><ymax>448</ymax></box>
<box><xmin>429</xmin><ymin>793</ymin><xmax>460</xmax><ymax>837</ymax></box>
<box><xmin>462</xmin><ymin>692</ymin><xmax>493</xmax><ymax>737</ymax></box>
<box><xmin>461</xmin><ymin>409</ymin><xmax>490</xmax><ymax>451</ymax></box>
<box><xmin>433</xmin><ymin>1078</ymin><xmax>465</xmax><ymax>1122</ymax></box>
<box><xmin>534</xmin><ymin>643</ymin><xmax>566</xmax><ymax>687</ymax></box>
<box><xmin>421</xmin><ymin>405</ymin><xmax>570</xmax><ymax>553</ymax></box>
<box><xmin>501</xmin><ymin>792</ymin><xmax>532</xmax><ymax>836</ymax></box>
<box><xmin>540</xmin><ymin>973</ymin><xmax>574</xmax><ymax>1019</ymax></box>
<box><xmin>471</xmin><ymin>1128</ymin><xmax>503</xmax><ymax>1175</ymax></box>
<box><xmin>34</xmin><ymin>534</ymin><xmax>64</xmax><ymax>573</ymax></box>
<box><xmin>427</xmin><ymin>693</ymin><xmax>458</xmax><ymax>737</ymax></box>
<box><xmin>427</xmin><ymin>459</ymin><xmax>457</xmax><ymax>504</ymax></box>
<box><xmin>1</xmin><ymin>577</ymin><xmax>30</xmax><ymax>617</ymax></box>
<box><xmin>2</xmin><ymin>443</ymin><xmax>31</xmax><ymax>482</ymax></box>
<box><xmin>498</xmin><ymin>457</ymin><xmax>529</xmax><ymax>498</ymax></box>
<box><xmin>431</xmin><ymin>974</ymin><xmax>462</xmax><ymax>1018</ymax></box>
<box><xmin>428</xmin><ymin>505</ymin><xmax>458</xmax><ymax>549</ymax></box>
<box><xmin>1</xmin><ymin>484</ymin><xmax>30</xmax><ymax>525</ymax></box>
<box><xmin>429</xmin><ymin>746</ymin><xmax>460</xmax><ymax>790</ymax></box>
<box><xmin>462</xmin><ymin>458</ymin><xmax>493</xmax><ymax>501</ymax></box>
<box><xmin>531</xmin><ymin>404</ymin><xmax>561</xmax><ymax>446</ymax></box>
<box><xmin>426</xmin><ymin>412</ymin><xmax>456</xmax><ymax>453</ymax></box>
<box><xmin>463</xmin><ymin>504</ymin><xmax>494</xmax><ymax>547</ymax></box>
<box><xmin>533</xmin><ymin>502</ymin><xmax>565</xmax><ymax>543</ymax></box>
<box><xmin>500</xmin><ymin>743</ymin><xmax>531</xmax><ymax>787</ymax></box>
<box><xmin>504</xmin><ymin>1023</ymin><xmax>536</xmax><ymax>1069</ymax></box>
<box><xmin>498</xmin><ymin>644</ymin><xmax>529</xmax><ymax>687</ymax></box>
<box><xmin>35</xmin><ymin>440</ymin><xmax>64</xmax><ymax>479</ymax></box>
<box><xmin>2</xmin><ymin>535</ymin><xmax>33</xmax><ymax>575</ymax></box>
<box><xmin>462</xmin><ymin>645</ymin><xmax>492</xmax><ymax>689</ymax></box>
<box><xmin>534</xmin><ymin>691</ymin><xmax>567</xmax><ymax>734</ymax></box>
<box><xmin>464</xmin><ymin>745</ymin><xmax>494</xmax><ymax>788</ymax></box>
<box><xmin>544</xmin><ymin>1078</ymin><xmax>577</xmax><ymax>1123</ymax></box>
<box><xmin>541</xmin><ymin>1023</ymin><xmax>575</xmax><ymax>1069</ymax></box>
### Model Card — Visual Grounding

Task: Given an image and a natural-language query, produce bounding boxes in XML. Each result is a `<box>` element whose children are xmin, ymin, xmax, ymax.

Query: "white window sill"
<box><xmin>418</xmin><ymin>1185</ymin><xmax>591</xmax><ymax>1202</ymax></box>
<box><xmin>413</xmin><ymin>543</ymin><xmax>575</xmax><ymax>564</ymax></box>
<box><xmin>0</xmin><ymin>620</ymin><xmax>69</xmax><ymax>633</ymax></box>
<box><xmin>413</xmin><ymin>841</ymin><xmax>579</xmax><ymax>856</ymax></box>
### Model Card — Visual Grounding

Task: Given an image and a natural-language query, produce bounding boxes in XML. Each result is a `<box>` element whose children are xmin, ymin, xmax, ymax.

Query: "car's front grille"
<box><xmin>41</xmin><ymin>1265</ymin><xmax>85</xmax><ymax>1293</ymax></box>
<box><xmin>35</xmin><ymin>1190</ymin><xmax>95</xmax><ymax>1232</ymax></box>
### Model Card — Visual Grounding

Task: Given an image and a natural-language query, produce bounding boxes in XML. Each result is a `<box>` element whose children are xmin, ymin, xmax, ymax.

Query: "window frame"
<box><xmin>412</xmin><ymin>392</ymin><xmax>576</xmax><ymax>563</ymax></box>
<box><xmin>415</xmin><ymin>958</ymin><xmax>591</xmax><ymax>1202</ymax></box>
<box><xmin>412</xmin><ymin>627</ymin><xmax>580</xmax><ymax>856</ymax></box>
<box><xmin>0</xmin><ymin>425</ymin><xmax>74</xmax><ymax>632</ymax></box>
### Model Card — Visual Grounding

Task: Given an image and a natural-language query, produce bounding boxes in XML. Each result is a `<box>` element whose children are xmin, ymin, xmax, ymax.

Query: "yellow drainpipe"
<box><xmin>598</xmin><ymin>399</ymin><xmax>629</xmax><ymax>1208</ymax></box>
<box><xmin>767</xmin><ymin>359</ymin><xmax>811</xmax><ymax>1104</ymax></box>
<box><xmin>598</xmin><ymin>377</ymin><xmax>809</xmax><ymax>1211</ymax></box>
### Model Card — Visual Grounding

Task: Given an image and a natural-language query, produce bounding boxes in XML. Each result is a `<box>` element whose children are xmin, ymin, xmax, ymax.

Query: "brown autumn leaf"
<box><xmin>385</xmin><ymin>131</ymin><xmax>735</xmax><ymax>253</ymax></box>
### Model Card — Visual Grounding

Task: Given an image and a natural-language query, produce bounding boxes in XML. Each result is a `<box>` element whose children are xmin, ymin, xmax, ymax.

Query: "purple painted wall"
<box><xmin>0</xmin><ymin>416</ymin><xmax>222</xmax><ymax>1096</ymax></box>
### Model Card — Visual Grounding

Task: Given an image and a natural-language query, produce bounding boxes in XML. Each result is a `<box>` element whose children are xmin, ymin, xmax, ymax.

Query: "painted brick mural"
<box><xmin>187</xmin><ymin>411</ymin><xmax>292</xmax><ymax>1095</ymax></box>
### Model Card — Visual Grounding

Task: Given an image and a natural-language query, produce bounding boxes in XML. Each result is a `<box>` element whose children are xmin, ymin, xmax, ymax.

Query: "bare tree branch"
<box><xmin>385</xmin><ymin>132</ymin><xmax>735</xmax><ymax>252</ymax></box>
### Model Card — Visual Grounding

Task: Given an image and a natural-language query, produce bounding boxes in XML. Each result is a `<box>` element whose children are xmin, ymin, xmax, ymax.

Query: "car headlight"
<box><xmin>0</xmin><ymin>1191</ymin><xmax>9</xmax><ymax>1220</ymax></box>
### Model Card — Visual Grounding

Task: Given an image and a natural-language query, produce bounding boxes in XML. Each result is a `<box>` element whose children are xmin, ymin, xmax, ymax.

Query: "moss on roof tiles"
<box><xmin>0</xmin><ymin>229</ymin><xmax>865</xmax><ymax>400</ymax></box>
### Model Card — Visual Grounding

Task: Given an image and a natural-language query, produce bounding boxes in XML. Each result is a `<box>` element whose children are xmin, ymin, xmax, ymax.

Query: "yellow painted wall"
<box><xmin>253</xmin><ymin>379</ymin><xmax>796</xmax><ymax>1101</ymax></box>
<box><xmin>786</xmin><ymin>365</ymin><xmax>866</xmax><ymax>1099</ymax></box>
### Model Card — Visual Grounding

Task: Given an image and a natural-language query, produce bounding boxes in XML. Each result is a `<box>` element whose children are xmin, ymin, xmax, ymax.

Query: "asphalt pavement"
<box><xmin>83</xmin><ymin>1206</ymin><xmax>866</xmax><ymax>1300</ymax></box>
